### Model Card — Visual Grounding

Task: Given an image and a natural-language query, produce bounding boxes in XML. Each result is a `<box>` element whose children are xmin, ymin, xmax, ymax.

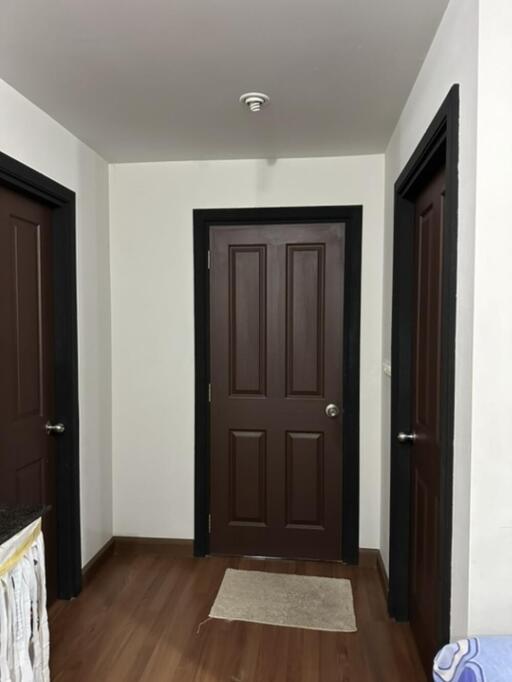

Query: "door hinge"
<box><xmin>208</xmin><ymin>514</ymin><xmax>212</xmax><ymax>533</ymax></box>
<box><xmin>207</xmin><ymin>250</ymin><xmax>210</xmax><ymax>269</ymax></box>
<box><xmin>208</xmin><ymin>383</ymin><xmax>211</xmax><ymax>403</ymax></box>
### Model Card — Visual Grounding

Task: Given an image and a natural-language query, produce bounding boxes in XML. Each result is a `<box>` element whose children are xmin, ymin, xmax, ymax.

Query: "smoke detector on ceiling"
<box><xmin>239</xmin><ymin>92</ymin><xmax>270</xmax><ymax>112</ymax></box>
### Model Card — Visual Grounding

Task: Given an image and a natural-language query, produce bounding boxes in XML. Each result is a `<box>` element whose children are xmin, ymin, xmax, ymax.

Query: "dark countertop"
<box><xmin>0</xmin><ymin>506</ymin><xmax>45</xmax><ymax>545</ymax></box>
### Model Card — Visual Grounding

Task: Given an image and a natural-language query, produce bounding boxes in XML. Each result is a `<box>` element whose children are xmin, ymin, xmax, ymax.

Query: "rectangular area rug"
<box><xmin>209</xmin><ymin>569</ymin><xmax>357</xmax><ymax>632</ymax></box>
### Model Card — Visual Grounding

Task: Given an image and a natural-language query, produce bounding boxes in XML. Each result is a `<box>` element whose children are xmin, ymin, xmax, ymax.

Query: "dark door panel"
<box><xmin>0</xmin><ymin>186</ymin><xmax>58</xmax><ymax>604</ymax></box>
<box><xmin>409</xmin><ymin>168</ymin><xmax>445</xmax><ymax>671</ymax></box>
<box><xmin>210</xmin><ymin>223</ymin><xmax>344</xmax><ymax>560</ymax></box>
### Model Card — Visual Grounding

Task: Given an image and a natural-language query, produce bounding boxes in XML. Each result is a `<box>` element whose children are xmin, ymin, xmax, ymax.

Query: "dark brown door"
<box><xmin>0</xmin><ymin>186</ymin><xmax>58</xmax><ymax>604</ymax></box>
<box><xmin>408</xmin><ymin>167</ymin><xmax>445</xmax><ymax>671</ymax></box>
<box><xmin>210</xmin><ymin>223</ymin><xmax>344</xmax><ymax>560</ymax></box>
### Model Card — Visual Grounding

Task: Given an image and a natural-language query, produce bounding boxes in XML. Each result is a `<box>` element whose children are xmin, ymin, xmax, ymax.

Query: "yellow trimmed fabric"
<box><xmin>0</xmin><ymin>517</ymin><xmax>49</xmax><ymax>681</ymax></box>
<box><xmin>0</xmin><ymin>519</ymin><xmax>42</xmax><ymax>578</ymax></box>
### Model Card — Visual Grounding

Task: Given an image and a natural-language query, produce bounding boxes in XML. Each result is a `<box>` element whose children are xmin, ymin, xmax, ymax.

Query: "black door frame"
<box><xmin>388</xmin><ymin>85</ymin><xmax>459</xmax><ymax>646</ymax></box>
<box><xmin>0</xmin><ymin>151</ymin><xmax>81</xmax><ymax>598</ymax></box>
<box><xmin>193</xmin><ymin>205</ymin><xmax>362</xmax><ymax>564</ymax></box>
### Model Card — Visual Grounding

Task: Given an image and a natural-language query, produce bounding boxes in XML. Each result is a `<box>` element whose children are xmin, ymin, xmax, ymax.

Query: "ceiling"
<box><xmin>0</xmin><ymin>0</ymin><xmax>449</xmax><ymax>162</ymax></box>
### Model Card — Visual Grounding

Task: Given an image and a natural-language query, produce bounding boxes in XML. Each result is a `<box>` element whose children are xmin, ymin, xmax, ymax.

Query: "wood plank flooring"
<box><xmin>49</xmin><ymin>548</ymin><xmax>427</xmax><ymax>681</ymax></box>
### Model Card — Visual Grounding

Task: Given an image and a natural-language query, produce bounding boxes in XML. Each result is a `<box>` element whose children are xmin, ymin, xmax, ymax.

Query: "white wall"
<box><xmin>467</xmin><ymin>0</ymin><xmax>512</xmax><ymax>635</ymax></box>
<box><xmin>382</xmin><ymin>0</ymin><xmax>479</xmax><ymax>638</ymax></box>
<box><xmin>109</xmin><ymin>155</ymin><xmax>385</xmax><ymax>548</ymax></box>
<box><xmin>0</xmin><ymin>79</ymin><xmax>113</xmax><ymax>566</ymax></box>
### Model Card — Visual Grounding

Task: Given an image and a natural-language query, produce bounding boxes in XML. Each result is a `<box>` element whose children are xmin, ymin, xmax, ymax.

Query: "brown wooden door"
<box><xmin>408</xmin><ymin>167</ymin><xmax>445</xmax><ymax>671</ymax></box>
<box><xmin>0</xmin><ymin>186</ymin><xmax>58</xmax><ymax>604</ymax></box>
<box><xmin>210</xmin><ymin>223</ymin><xmax>344</xmax><ymax>560</ymax></box>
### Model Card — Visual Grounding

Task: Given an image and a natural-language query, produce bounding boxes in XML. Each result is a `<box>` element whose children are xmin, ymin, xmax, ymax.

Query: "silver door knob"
<box><xmin>325</xmin><ymin>403</ymin><xmax>340</xmax><ymax>418</ymax></box>
<box><xmin>397</xmin><ymin>432</ymin><xmax>416</xmax><ymax>443</ymax></box>
<box><xmin>45</xmin><ymin>421</ymin><xmax>65</xmax><ymax>435</ymax></box>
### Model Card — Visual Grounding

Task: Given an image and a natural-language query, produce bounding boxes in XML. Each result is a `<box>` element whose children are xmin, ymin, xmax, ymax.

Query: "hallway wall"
<box><xmin>109</xmin><ymin>154</ymin><xmax>385</xmax><ymax>550</ymax></box>
<box><xmin>468</xmin><ymin>0</ymin><xmax>512</xmax><ymax>635</ymax></box>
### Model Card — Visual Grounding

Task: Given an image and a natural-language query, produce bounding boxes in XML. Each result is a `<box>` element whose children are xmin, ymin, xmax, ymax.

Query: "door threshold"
<box><xmin>208</xmin><ymin>552</ymin><xmax>346</xmax><ymax>565</ymax></box>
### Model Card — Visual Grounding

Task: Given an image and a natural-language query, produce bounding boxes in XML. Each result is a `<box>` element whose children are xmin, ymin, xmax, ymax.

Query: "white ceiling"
<box><xmin>0</xmin><ymin>0</ymin><xmax>449</xmax><ymax>162</ymax></box>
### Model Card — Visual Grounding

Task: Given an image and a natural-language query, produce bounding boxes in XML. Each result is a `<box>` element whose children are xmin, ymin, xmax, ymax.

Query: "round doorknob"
<box><xmin>325</xmin><ymin>403</ymin><xmax>340</xmax><ymax>418</ymax></box>
<box><xmin>397</xmin><ymin>432</ymin><xmax>416</xmax><ymax>443</ymax></box>
<box><xmin>45</xmin><ymin>421</ymin><xmax>65</xmax><ymax>435</ymax></box>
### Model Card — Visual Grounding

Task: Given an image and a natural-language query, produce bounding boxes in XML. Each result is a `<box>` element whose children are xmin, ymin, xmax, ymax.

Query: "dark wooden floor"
<box><xmin>49</xmin><ymin>548</ymin><xmax>426</xmax><ymax>682</ymax></box>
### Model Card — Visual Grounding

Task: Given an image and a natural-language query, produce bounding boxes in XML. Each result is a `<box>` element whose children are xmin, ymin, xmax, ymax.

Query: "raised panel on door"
<box><xmin>286</xmin><ymin>245</ymin><xmax>325</xmax><ymax>397</ymax></box>
<box><xmin>16</xmin><ymin>458</ymin><xmax>45</xmax><ymax>506</ymax></box>
<box><xmin>414</xmin><ymin>205</ymin><xmax>441</xmax><ymax>439</ymax></box>
<box><xmin>229</xmin><ymin>430</ymin><xmax>267</xmax><ymax>526</ymax></box>
<box><xmin>229</xmin><ymin>245</ymin><xmax>267</xmax><ymax>396</ymax></box>
<box><xmin>12</xmin><ymin>218</ymin><xmax>44</xmax><ymax>419</ymax></box>
<box><xmin>285</xmin><ymin>432</ymin><xmax>324</xmax><ymax>529</ymax></box>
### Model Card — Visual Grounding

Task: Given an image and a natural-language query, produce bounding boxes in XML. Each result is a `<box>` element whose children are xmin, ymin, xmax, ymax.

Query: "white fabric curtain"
<box><xmin>0</xmin><ymin>520</ymin><xmax>50</xmax><ymax>682</ymax></box>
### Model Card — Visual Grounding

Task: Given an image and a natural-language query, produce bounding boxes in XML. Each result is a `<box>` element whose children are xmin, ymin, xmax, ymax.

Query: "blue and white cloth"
<box><xmin>434</xmin><ymin>637</ymin><xmax>512</xmax><ymax>682</ymax></box>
